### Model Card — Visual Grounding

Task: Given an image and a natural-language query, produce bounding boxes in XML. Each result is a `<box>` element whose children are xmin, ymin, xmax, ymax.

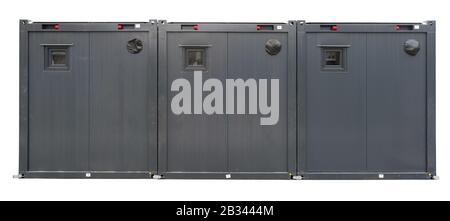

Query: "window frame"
<box><xmin>321</xmin><ymin>47</ymin><xmax>347</xmax><ymax>72</ymax></box>
<box><xmin>183</xmin><ymin>47</ymin><xmax>207</xmax><ymax>70</ymax></box>
<box><xmin>44</xmin><ymin>45</ymin><xmax>70</xmax><ymax>71</ymax></box>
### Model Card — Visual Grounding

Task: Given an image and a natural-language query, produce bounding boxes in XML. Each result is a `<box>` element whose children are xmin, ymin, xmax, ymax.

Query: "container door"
<box><xmin>227</xmin><ymin>33</ymin><xmax>289</xmax><ymax>173</ymax></box>
<box><xmin>28</xmin><ymin>32</ymin><xmax>90</xmax><ymax>171</ymax></box>
<box><xmin>305</xmin><ymin>33</ymin><xmax>367</xmax><ymax>172</ymax></box>
<box><xmin>303</xmin><ymin>31</ymin><xmax>428</xmax><ymax>174</ymax></box>
<box><xmin>163</xmin><ymin>33</ymin><xmax>228</xmax><ymax>174</ymax></box>
<box><xmin>366</xmin><ymin>33</ymin><xmax>427</xmax><ymax>172</ymax></box>
<box><xmin>89</xmin><ymin>32</ymin><xmax>155</xmax><ymax>172</ymax></box>
<box><xmin>161</xmin><ymin>27</ymin><xmax>294</xmax><ymax>178</ymax></box>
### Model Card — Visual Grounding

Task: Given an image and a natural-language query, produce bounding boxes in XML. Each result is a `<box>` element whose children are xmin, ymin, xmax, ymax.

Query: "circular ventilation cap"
<box><xmin>127</xmin><ymin>38</ymin><xmax>143</xmax><ymax>54</ymax></box>
<box><xmin>265</xmin><ymin>39</ymin><xmax>282</xmax><ymax>56</ymax></box>
<box><xmin>404</xmin><ymin>39</ymin><xmax>420</xmax><ymax>56</ymax></box>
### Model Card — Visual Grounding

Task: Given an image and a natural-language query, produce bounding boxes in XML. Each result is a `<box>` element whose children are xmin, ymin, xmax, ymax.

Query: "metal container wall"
<box><xmin>19</xmin><ymin>21</ymin><xmax>158</xmax><ymax>178</ymax></box>
<box><xmin>157</xmin><ymin>22</ymin><xmax>297</xmax><ymax>179</ymax></box>
<box><xmin>297</xmin><ymin>21</ymin><xmax>436</xmax><ymax>179</ymax></box>
<box><xmin>19</xmin><ymin>20</ymin><xmax>436</xmax><ymax>179</ymax></box>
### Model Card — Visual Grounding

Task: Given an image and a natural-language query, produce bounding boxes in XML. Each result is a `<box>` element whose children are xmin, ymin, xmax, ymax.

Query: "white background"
<box><xmin>0</xmin><ymin>0</ymin><xmax>448</xmax><ymax>200</ymax></box>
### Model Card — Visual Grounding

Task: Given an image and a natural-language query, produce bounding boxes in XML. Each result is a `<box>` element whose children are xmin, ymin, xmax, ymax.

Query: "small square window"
<box><xmin>50</xmin><ymin>50</ymin><xmax>67</xmax><ymax>66</ymax></box>
<box><xmin>321</xmin><ymin>48</ymin><xmax>346</xmax><ymax>71</ymax></box>
<box><xmin>325</xmin><ymin>50</ymin><xmax>341</xmax><ymax>66</ymax></box>
<box><xmin>44</xmin><ymin>46</ymin><xmax>70</xmax><ymax>71</ymax></box>
<box><xmin>185</xmin><ymin>48</ymin><xmax>206</xmax><ymax>69</ymax></box>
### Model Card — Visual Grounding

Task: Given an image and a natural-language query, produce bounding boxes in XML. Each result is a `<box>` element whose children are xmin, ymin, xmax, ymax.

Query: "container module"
<box><xmin>18</xmin><ymin>20</ymin><xmax>436</xmax><ymax>179</ymax></box>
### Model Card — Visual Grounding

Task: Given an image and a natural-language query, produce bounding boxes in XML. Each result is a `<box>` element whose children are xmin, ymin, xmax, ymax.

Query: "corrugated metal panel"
<box><xmin>19</xmin><ymin>20</ymin><xmax>436</xmax><ymax>179</ymax></box>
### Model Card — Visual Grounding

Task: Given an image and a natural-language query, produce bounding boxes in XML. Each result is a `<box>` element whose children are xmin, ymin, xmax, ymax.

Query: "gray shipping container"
<box><xmin>18</xmin><ymin>20</ymin><xmax>436</xmax><ymax>179</ymax></box>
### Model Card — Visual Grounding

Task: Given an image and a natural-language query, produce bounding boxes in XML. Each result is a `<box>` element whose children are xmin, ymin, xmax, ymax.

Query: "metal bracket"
<box><xmin>152</xmin><ymin>174</ymin><xmax>163</xmax><ymax>179</ymax></box>
<box><xmin>317</xmin><ymin>44</ymin><xmax>351</xmax><ymax>48</ymax></box>
<box><xmin>178</xmin><ymin>44</ymin><xmax>212</xmax><ymax>48</ymax></box>
<box><xmin>425</xmin><ymin>20</ymin><xmax>434</xmax><ymax>26</ymax></box>
<box><xmin>13</xmin><ymin>174</ymin><xmax>24</xmax><ymax>179</ymax></box>
<box><xmin>40</xmin><ymin>43</ymin><xmax>74</xmax><ymax>46</ymax></box>
<box><xmin>292</xmin><ymin>175</ymin><xmax>303</xmax><ymax>180</ymax></box>
<box><xmin>20</xmin><ymin>19</ymin><xmax>31</xmax><ymax>25</ymax></box>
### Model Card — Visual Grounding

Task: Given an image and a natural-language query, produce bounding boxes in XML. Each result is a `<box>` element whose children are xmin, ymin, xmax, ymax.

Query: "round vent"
<box><xmin>127</xmin><ymin>38</ymin><xmax>143</xmax><ymax>54</ymax></box>
<box><xmin>265</xmin><ymin>39</ymin><xmax>282</xmax><ymax>56</ymax></box>
<box><xmin>404</xmin><ymin>39</ymin><xmax>420</xmax><ymax>56</ymax></box>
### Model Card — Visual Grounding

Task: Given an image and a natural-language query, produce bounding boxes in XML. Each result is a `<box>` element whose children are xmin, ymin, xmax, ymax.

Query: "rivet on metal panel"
<box><xmin>225</xmin><ymin>174</ymin><xmax>231</xmax><ymax>179</ymax></box>
<box><xmin>85</xmin><ymin>172</ymin><xmax>91</xmax><ymax>178</ymax></box>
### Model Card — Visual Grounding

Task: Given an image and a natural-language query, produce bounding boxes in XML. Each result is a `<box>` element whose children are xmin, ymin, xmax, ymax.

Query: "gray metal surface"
<box><xmin>366</xmin><ymin>33</ymin><xmax>427</xmax><ymax>171</ymax></box>
<box><xmin>297</xmin><ymin>21</ymin><xmax>436</xmax><ymax>178</ymax></box>
<box><xmin>166</xmin><ymin>32</ymin><xmax>228</xmax><ymax>172</ymax></box>
<box><xmin>227</xmin><ymin>32</ymin><xmax>288</xmax><ymax>173</ymax></box>
<box><xmin>20</xmin><ymin>21</ymin><xmax>158</xmax><ymax>177</ymax></box>
<box><xmin>28</xmin><ymin>32</ymin><xmax>90</xmax><ymax>171</ymax></box>
<box><xmin>89</xmin><ymin>32</ymin><xmax>151</xmax><ymax>171</ymax></box>
<box><xmin>304</xmin><ymin>32</ymin><xmax>367</xmax><ymax>171</ymax></box>
<box><xmin>19</xmin><ymin>20</ymin><xmax>436</xmax><ymax>179</ymax></box>
<box><xmin>158</xmin><ymin>23</ymin><xmax>297</xmax><ymax>178</ymax></box>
